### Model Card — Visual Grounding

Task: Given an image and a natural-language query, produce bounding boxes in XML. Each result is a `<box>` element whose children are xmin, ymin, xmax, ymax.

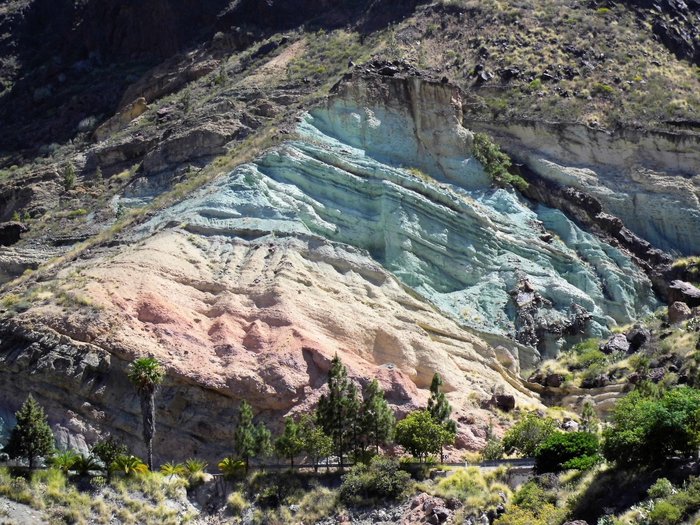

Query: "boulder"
<box><xmin>668</xmin><ymin>281</ymin><xmax>700</xmax><ymax>308</ymax></box>
<box><xmin>669</xmin><ymin>301</ymin><xmax>692</xmax><ymax>324</ymax></box>
<box><xmin>563</xmin><ymin>521</ymin><xmax>589</xmax><ymax>525</ymax></box>
<box><xmin>562</xmin><ymin>420</ymin><xmax>580</xmax><ymax>432</ymax></box>
<box><xmin>600</xmin><ymin>333</ymin><xmax>630</xmax><ymax>354</ymax></box>
<box><xmin>626</xmin><ymin>326</ymin><xmax>650</xmax><ymax>352</ymax></box>
<box><xmin>544</xmin><ymin>373</ymin><xmax>565</xmax><ymax>388</ymax></box>
<box><xmin>491</xmin><ymin>394</ymin><xmax>515</xmax><ymax>412</ymax></box>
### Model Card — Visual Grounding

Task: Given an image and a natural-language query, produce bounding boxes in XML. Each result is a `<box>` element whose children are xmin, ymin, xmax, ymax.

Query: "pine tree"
<box><xmin>299</xmin><ymin>414</ymin><xmax>333</xmax><ymax>472</ymax></box>
<box><xmin>5</xmin><ymin>395</ymin><xmax>55</xmax><ymax>469</ymax></box>
<box><xmin>360</xmin><ymin>379</ymin><xmax>395</xmax><ymax>455</ymax></box>
<box><xmin>427</xmin><ymin>373</ymin><xmax>456</xmax><ymax>463</ymax></box>
<box><xmin>234</xmin><ymin>401</ymin><xmax>256</xmax><ymax>472</ymax></box>
<box><xmin>127</xmin><ymin>357</ymin><xmax>165</xmax><ymax>470</ymax></box>
<box><xmin>275</xmin><ymin>417</ymin><xmax>304</xmax><ymax>467</ymax></box>
<box><xmin>317</xmin><ymin>354</ymin><xmax>360</xmax><ymax>469</ymax></box>
<box><xmin>254</xmin><ymin>423</ymin><xmax>273</xmax><ymax>462</ymax></box>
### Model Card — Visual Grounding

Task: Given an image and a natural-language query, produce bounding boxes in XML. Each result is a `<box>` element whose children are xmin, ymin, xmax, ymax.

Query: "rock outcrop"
<box><xmin>468</xmin><ymin>120</ymin><xmax>700</xmax><ymax>256</ymax></box>
<box><xmin>0</xmin><ymin>70</ymin><xmax>667</xmax><ymax>459</ymax></box>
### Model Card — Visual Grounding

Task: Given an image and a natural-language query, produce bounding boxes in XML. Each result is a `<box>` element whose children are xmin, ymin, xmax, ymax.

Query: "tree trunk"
<box><xmin>141</xmin><ymin>392</ymin><xmax>156</xmax><ymax>471</ymax></box>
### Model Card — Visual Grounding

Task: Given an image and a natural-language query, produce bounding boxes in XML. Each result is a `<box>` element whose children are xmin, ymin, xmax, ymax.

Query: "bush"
<box><xmin>218</xmin><ymin>456</ymin><xmax>246</xmax><ymax>479</ymax></box>
<box><xmin>471</xmin><ymin>133</ymin><xmax>528</xmax><ymax>191</ymax></box>
<box><xmin>111</xmin><ymin>455</ymin><xmax>148</xmax><ymax>476</ymax></box>
<box><xmin>648</xmin><ymin>478</ymin><xmax>675</xmax><ymax>499</ymax></box>
<box><xmin>648</xmin><ymin>500</ymin><xmax>683</xmax><ymax>524</ymax></box>
<box><xmin>227</xmin><ymin>491</ymin><xmax>248</xmax><ymax>515</ymax></box>
<box><xmin>502</xmin><ymin>413</ymin><xmax>557</xmax><ymax>457</ymax></box>
<box><xmin>602</xmin><ymin>387</ymin><xmax>700</xmax><ymax>467</ymax></box>
<box><xmin>535</xmin><ymin>431</ymin><xmax>600</xmax><ymax>473</ymax></box>
<box><xmin>339</xmin><ymin>456</ymin><xmax>412</xmax><ymax>504</ymax></box>
<box><xmin>482</xmin><ymin>439</ymin><xmax>504</xmax><ymax>461</ymax></box>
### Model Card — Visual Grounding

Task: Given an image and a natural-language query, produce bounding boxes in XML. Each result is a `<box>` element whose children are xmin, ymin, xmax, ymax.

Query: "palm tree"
<box><xmin>127</xmin><ymin>357</ymin><xmax>165</xmax><ymax>470</ymax></box>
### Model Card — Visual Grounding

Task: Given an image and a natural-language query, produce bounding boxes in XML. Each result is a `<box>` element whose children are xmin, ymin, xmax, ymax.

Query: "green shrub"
<box><xmin>527</xmin><ymin>78</ymin><xmax>542</xmax><ymax>92</ymax></box>
<box><xmin>482</xmin><ymin>438</ymin><xmax>504</xmax><ymax>461</ymax></box>
<box><xmin>503</xmin><ymin>413</ymin><xmax>557</xmax><ymax>457</ymax></box>
<box><xmin>218</xmin><ymin>456</ymin><xmax>246</xmax><ymax>479</ymax></box>
<box><xmin>227</xmin><ymin>491</ymin><xmax>248</xmax><ymax>515</ymax></box>
<box><xmin>159</xmin><ymin>462</ymin><xmax>186</xmax><ymax>477</ymax></box>
<box><xmin>111</xmin><ymin>455</ymin><xmax>148</xmax><ymax>476</ymax></box>
<box><xmin>648</xmin><ymin>478</ymin><xmax>675</xmax><ymax>499</ymax></box>
<box><xmin>339</xmin><ymin>456</ymin><xmax>412</xmax><ymax>504</ymax></box>
<box><xmin>63</xmin><ymin>164</ymin><xmax>76</xmax><ymax>191</ymax></box>
<box><xmin>649</xmin><ymin>500</ymin><xmax>683</xmax><ymax>524</ymax></box>
<box><xmin>535</xmin><ymin>431</ymin><xmax>600</xmax><ymax>473</ymax></box>
<box><xmin>602</xmin><ymin>387</ymin><xmax>700</xmax><ymax>467</ymax></box>
<box><xmin>471</xmin><ymin>133</ymin><xmax>528</xmax><ymax>191</ymax></box>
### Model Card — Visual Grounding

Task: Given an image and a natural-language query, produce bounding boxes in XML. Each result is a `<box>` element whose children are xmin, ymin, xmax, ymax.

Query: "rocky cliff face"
<box><xmin>0</xmin><ymin>69</ymin><xmax>669</xmax><ymax>461</ymax></box>
<box><xmin>469</xmin><ymin>120</ymin><xmax>700</xmax><ymax>256</ymax></box>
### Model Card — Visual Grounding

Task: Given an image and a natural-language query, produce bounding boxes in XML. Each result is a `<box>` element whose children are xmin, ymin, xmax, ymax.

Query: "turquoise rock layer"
<box><xmin>153</xmin><ymin>105</ymin><xmax>659</xmax><ymax>350</ymax></box>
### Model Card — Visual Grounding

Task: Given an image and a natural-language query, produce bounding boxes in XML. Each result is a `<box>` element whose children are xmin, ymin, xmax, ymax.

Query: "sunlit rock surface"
<box><xmin>471</xmin><ymin>120</ymin><xmax>700</xmax><ymax>255</ymax></box>
<box><xmin>148</xmin><ymin>79</ymin><xmax>658</xmax><ymax>353</ymax></box>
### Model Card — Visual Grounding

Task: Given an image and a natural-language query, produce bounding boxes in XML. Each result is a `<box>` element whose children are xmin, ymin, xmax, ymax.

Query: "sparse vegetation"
<box><xmin>472</xmin><ymin>132</ymin><xmax>528</xmax><ymax>191</ymax></box>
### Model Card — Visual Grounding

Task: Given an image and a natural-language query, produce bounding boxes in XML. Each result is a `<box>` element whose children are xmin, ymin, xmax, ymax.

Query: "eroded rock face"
<box><xmin>145</xmin><ymin>73</ymin><xmax>658</xmax><ymax>356</ymax></box>
<box><xmin>0</xmin><ymin>72</ymin><xmax>663</xmax><ymax>458</ymax></box>
<box><xmin>469</xmin><ymin>120</ymin><xmax>700</xmax><ymax>255</ymax></box>
<box><xmin>0</xmin><ymin>230</ymin><xmax>538</xmax><ymax>460</ymax></box>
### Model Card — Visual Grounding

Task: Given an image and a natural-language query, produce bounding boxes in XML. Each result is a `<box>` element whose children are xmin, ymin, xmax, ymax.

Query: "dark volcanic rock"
<box><xmin>626</xmin><ymin>326</ymin><xmax>650</xmax><ymax>352</ymax></box>
<box><xmin>491</xmin><ymin>394</ymin><xmax>516</xmax><ymax>411</ymax></box>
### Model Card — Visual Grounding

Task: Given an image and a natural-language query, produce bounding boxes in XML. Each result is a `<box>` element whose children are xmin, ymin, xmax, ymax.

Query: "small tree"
<box><xmin>275</xmin><ymin>417</ymin><xmax>304</xmax><ymax>467</ymax></box>
<box><xmin>502</xmin><ymin>412</ymin><xmax>557</xmax><ymax>458</ymax></box>
<box><xmin>427</xmin><ymin>373</ymin><xmax>457</xmax><ymax>462</ymax></box>
<box><xmin>255</xmin><ymin>423</ymin><xmax>273</xmax><ymax>462</ymax></box>
<box><xmin>535</xmin><ymin>431</ymin><xmax>601</xmax><ymax>472</ymax></box>
<box><xmin>299</xmin><ymin>414</ymin><xmax>333</xmax><ymax>472</ymax></box>
<box><xmin>234</xmin><ymin>401</ymin><xmax>256</xmax><ymax>472</ymax></box>
<box><xmin>395</xmin><ymin>410</ymin><xmax>454</xmax><ymax>463</ymax></box>
<box><xmin>360</xmin><ymin>379</ymin><xmax>395</xmax><ymax>455</ymax></box>
<box><xmin>63</xmin><ymin>163</ymin><xmax>77</xmax><ymax>191</ymax></box>
<box><xmin>317</xmin><ymin>355</ymin><xmax>360</xmax><ymax>469</ymax></box>
<box><xmin>92</xmin><ymin>436</ymin><xmax>129</xmax><ymax>480</ymax></box>
<box><xmin>127</xmin><ymin>357</ymin><xmax>165</xmax><ymax>470</ymax></box>
<box><xmin>5</xmin><ymin>395</ymin><xmax>55</xmax><ymax>469</ymax></box>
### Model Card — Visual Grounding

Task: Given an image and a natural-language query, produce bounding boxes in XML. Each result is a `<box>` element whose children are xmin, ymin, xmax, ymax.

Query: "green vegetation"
<box><xmin>316</xmin><ymin>354</ymin><xmax>362</xmax><ymax>468</ymax></box>
<box><xmin>92</xmin><ymin>436</ymin><xmax>129</xmax><ymax>480</ymax></box>
<box><xmin>127</xmin><ymin>357</ymin><xmax>165</xmax><ymax>470</ymax></box>
<box><xmin>602</xmin><ymin>386</ymin><xmax>700</xmax><ymax>467</ymax></box>
<box><xmin>275</xmin><ymin>417</ymin><xmax>304</xmax><ymax>467</ymax></box>
<box><xmin>339</xmin><ymin>456</ymin><xmax>412</xmax><ymax>504</ymax></box>
<box><xmin>427</xmin><ymin>373</ymin><xmax>457</xmax><ymax>462</ymax></box>
<box><xmin>62</xmin><ymin>163</ymin><xmax>76</xmax><ymax>191</ymax></box>
<box><xmin>472</xmin><ymin>132</ymin><xmax>528</xmax><ymax>191</ymax></box>
<box><xmin>395</xmin><ymin>410</ymin><xmax>455</xmax><ymax>462</ymax></box>
<box><xmin>534</xmin><ymin>431</ymin><xmax>601</xmax><ymax>472</ymax></box>
<box><xmin>495</xmin><ymin>480</ymin><xmax>565</xmax><ymax>525</ymax></box>
<box><xmin>502</xmin><ymin>412</ymin><xmax>557</xmax><ymax>457</ymax></box>
<box><xmin>4</xmin><ymin>395</ymin><xmax>55</xmax><ymax>469</ymax></box>
<box><xmin>360</xmin><ymin>379</ymin><xmax>395</xmax><ymax>455</ymax></box>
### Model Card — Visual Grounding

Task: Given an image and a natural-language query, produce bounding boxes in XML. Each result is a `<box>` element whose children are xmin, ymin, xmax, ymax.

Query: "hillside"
<box><xmin>0</xmin><ymin>0</ymin><xmax>699</xmax><ymax>523</ymax></box>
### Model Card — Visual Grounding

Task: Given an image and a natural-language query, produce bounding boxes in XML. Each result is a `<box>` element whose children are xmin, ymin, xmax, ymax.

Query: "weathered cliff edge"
<box><xmin>467</xmin><ymin>120</ymin><xmax>700</xmax><ymax>256</ymax></box>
